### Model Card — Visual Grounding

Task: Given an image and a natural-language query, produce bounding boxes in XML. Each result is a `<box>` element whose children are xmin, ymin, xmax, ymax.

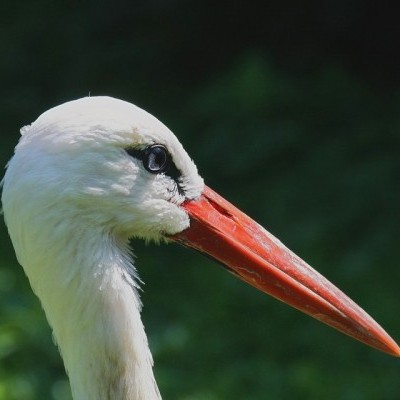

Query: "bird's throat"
<box><xmin>23</xmin><ymin>230</ymin><xmax>161</xmax><ymax>400</ymax></box>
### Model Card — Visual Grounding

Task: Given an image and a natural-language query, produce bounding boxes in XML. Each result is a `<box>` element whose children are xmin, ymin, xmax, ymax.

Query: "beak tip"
<box><xmin>372</xmin><ymin>338</ymin><xmax>400</xmax><ymax>357</ymax></box>
<box><xmin>388</xmin><ymin>342</ymin><xmax>400</xmax><ymax>357</ymax></box>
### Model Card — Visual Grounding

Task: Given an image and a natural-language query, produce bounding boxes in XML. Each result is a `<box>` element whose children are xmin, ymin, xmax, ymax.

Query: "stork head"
<box><xmin>3</xmin><ymin>97</ymin><xmax>204</xmax><ymax>243</ymax></box>
<box><xmin>2</xmin><ymin>96</ymin><xmax>399</xmax><ymax>359</ymax></box>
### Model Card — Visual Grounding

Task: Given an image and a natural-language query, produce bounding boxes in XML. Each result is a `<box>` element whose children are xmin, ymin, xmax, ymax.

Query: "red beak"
<box><xmin>172</xmin><ymin>186</ymin><xmax>400</xmax><ymax>357</ymax></box>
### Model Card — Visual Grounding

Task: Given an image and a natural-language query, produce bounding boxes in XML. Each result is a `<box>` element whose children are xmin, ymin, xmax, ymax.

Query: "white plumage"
<box><xmin>3</xmin><ymin>96</ymin><xmax>399</xmax><ymax>400</ymax></box>
<box><xmin>3</xmin><ymin>97</ymin><xmax>203</xmax><ymax>399</ymax></box>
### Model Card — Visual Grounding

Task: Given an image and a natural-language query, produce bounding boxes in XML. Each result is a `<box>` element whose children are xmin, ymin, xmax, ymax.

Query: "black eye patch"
<box><xmin>126</xmin><ymin>144</ymin><xmax>183</xmax><ymax>192</ymax></box>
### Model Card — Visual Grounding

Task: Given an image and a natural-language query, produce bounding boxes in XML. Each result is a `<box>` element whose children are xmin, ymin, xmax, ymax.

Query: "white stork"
<box><xmin>2</xmin><ymin>96</ymin><xmax>399</xmax><ymax>400</ymax></box>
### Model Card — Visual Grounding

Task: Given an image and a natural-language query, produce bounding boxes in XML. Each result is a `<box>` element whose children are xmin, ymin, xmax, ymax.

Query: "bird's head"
<box><xmin>3</xmin><ymin>96</ymin><xmax>203</xmax><ymax>242</ymax></box>
<box><xmin>2</xmin><ymin>96</ymin><xmax>399</xmax><ymax>358</ymax></box>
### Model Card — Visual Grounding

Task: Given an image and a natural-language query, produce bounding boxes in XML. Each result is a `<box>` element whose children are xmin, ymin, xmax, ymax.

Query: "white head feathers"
<box><xmin>1</xmin><ymin>96</ymin><xmax>205</xmax><ymax>399</ymax></box>
<box><xmin>4</xmin><ymin>96</ymin><xmax>204</xmax><ymax>243</ymax></box>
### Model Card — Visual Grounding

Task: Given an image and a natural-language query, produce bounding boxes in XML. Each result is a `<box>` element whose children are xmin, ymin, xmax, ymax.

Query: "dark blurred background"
<box><xmin>1</xmin><ymin>1</ymin><xmax>400</xmax><ymax>399</ymax></box>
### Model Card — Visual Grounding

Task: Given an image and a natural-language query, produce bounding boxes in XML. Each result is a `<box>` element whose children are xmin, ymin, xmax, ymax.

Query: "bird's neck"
<box><xmin>21</xmin><ymin>224</ymin><xmax>161</xmax><ymax>400</ymax></box>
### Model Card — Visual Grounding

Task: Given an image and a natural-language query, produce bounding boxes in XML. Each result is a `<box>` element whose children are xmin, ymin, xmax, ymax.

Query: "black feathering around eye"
<box><xmin>126</xmin><ymin>144</ymin><xmax>184</xmax><ymax>195</ymax></box>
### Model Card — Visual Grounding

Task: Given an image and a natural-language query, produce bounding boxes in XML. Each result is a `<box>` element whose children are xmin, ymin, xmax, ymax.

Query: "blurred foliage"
<box><xmin>1</xmin><ymin>1</ymin><xmax>400</xmax><ymax>399</ymax></box>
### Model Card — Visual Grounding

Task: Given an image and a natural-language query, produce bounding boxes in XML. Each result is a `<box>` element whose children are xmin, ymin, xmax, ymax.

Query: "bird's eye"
<box><xmin>126</xmin><ymin>144</ymin><xmax>181</xmax><ymax>183</ymax></box>
<box><xmin>143</xmin><ymin>145</ymin><xmax>170</xmax><ymax>174</ymax></box>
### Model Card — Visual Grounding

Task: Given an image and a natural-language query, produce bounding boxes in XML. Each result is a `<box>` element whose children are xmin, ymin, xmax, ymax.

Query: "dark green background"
<box><xmin>1</xmin><ymin>1</ymin><xmax>399</xmax><ymax>399</ymax></box>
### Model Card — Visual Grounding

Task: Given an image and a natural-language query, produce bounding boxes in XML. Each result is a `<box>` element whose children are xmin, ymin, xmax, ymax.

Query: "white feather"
<box><xmin>2</xmin><ymin>96</ymin><xmax>204</xmax><ymax>399</ymax></box>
